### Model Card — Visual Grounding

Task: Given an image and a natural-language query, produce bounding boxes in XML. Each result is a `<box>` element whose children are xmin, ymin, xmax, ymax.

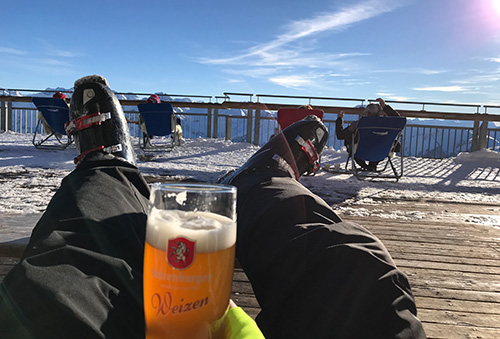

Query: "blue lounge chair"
<box><xmin>137</xmin><ymin>103</ymin><xmax>177</xmax><ymax>151</ymax></box>
<box><xmin>347</xmin><ymin>116</ymin><xmax>407</xmax><ymax>181</ymax></box>
<box><xmin>32</xmin><ymin>97</ymin><xmax>73</xmax><ymax>149</ymax></box>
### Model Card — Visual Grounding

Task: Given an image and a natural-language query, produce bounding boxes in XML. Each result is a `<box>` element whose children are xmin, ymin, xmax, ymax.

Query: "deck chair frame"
<box><xmin>346</xmin><ymin>116</ymin><xmax>407</xmax><ymax>181</ymax></box>
<box><xmin>137</xmin><ymin>103</ymin><xmax>177</xmax><ymax>152</ymax></box>
<box><xmin>32</xmin><ymin>97</ymin><xmax>73</xmax><ymax>150</ymax></box>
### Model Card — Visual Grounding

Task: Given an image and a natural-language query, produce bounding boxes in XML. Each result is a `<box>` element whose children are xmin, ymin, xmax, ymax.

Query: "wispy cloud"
<box><xmin>269</xmin><ymin>75</ymin><xmax>313</xmax><ymax>88</ymax></box>
<box><xmin>0</xmin><ymin>47</ymin><xmax>28</xmax><ymax>55</ymax></box>
<box><xmin>200</xmin><ymin>0</ymin><xmax>397</xmax><ymax>65</ymax></box>
<box><xmin>371</xmin><ymin>68</ymin><xmax>446</xmax><ymax>75</ymax></box>
<box><xmin>197</xmin><ymin>0</ymin><xmax>404</xmax><ymax>88</ymax></box>
<box><xmin>38</xmin><ymin>58</ymin><xmax>73</xmax><ymax>67</ymax></box>
<box><xmin>483</xmin><ymin>57</ymin><xmax>500</xmax><ymax>63</ymax></box>
<box><xmin>413</xmin><ymin>86</ymin><xmax>466</xmax><ymax>92</ymax></box>
<box><xmin>0</xmin><ymin>43</ymin><xmax>78</xmax><ymax>78</ymax></box>
<box><xmin>376</xmin><ymin>92</ymin><xmax>411</xmax><ymax>101</ymax></box>
<box><xmin>47</xmin><ymin>49</ymin><xmax>80</xmax><ymax>58</ymax></box>
<box><xmin>34</xmin><ymin>38</ymin><xmax>81</xmax><ymax>58</ymax></box>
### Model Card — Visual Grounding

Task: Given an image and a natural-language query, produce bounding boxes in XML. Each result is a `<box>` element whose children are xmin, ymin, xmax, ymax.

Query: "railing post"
<box><xmin>225</xmin><ymin>116</ymin><xmax>232</xmax><ymax>141</ymax></box>
<box><xmin>213</xmin><ymin>108</ymin><xmax>219</xmax><ymax>138</ymax></box>
<box><xmin>246</xmin><ymin>108</ymin><xmax>253</xmax><ymax>143</ymax></box>
<box><xmin>471</xmin><ymin>118</ymin><xmax>480</xmax><ymax>151</ymax></box>
<box><xmin>7</xmin><ymin>100</ymin><xmax>13</xmax><ymax>131</ymax></box>
<box><xmin>253</xmin><ymin>109</ymin><xmax>261</xmax><ymax>145</ymax></box>
<box><xmin>0</xmin><ymin>100</ymin><xmax>5</xmax><ymax>131</ymax></box>
<box><xmin>207</xmin><ymin>107</ymin><xmax>213</xmax><ymax>138</ymax></box>
<box><xmin>478</xmin><ymin>120</ymin><xmax>488</xmax><ymax>150</ymax></box>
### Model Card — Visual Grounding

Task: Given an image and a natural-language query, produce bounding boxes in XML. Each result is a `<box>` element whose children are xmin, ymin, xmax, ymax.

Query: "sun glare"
<box><xmin>493</xmin><ymin>0</ymin><xmax>500</xmax><ymax>15</ymax></box>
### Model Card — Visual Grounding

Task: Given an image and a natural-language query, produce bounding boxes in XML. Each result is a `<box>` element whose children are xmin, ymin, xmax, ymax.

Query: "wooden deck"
<box><xmin>1</xmin><ymin>197</ymin><xmax>500</xmax><ymax>338</ymax></box>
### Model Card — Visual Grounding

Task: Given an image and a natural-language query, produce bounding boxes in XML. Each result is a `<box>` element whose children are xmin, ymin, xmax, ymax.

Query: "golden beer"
<box><xmin>144</xmin><ymin>208</ymin><xmax>236</xmax><ymax>339</ymax></box>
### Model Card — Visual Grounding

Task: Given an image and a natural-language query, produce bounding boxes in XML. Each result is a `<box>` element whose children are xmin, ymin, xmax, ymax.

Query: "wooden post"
<box><xmin>478</xmin><ymin>120</ymin><xmax>488</xmax><ymax>150</ymax></box>
<box><xmin>7</xmin><ymin>100</ymin><xmax>12</xmax><ymax>131</ymax></box>
<box><xmin>207</xmin><ymin>107</ymin><xmax>212</xmax><ymax>138</ymax></box>
<box><xmin>246</xmin><ymin>108</ymin><xmax>253</xmax><ymax>143</ymax></box>
<box><xmin>0</xmin><ymin>100</ymin><xmax>5</xmax><ymax>131</ymax></box>
<box><xmin>471</xmin><ymin>119</ymin><xmax>480</xmax><ymax>151</ymax></box>
<box><xmin>213</xmin><ymin>108</ymin><xmax>219</xmax><ymax>139</ymax></box>
<box><xmin>225</xmin><ymin>116</ymin><xmax>232</xmax><ymax>141</ymax></box>
<box><xmin>253</xmin><ymin>109</ymin><xmax>261</xmax><ymax>146</ymax></box>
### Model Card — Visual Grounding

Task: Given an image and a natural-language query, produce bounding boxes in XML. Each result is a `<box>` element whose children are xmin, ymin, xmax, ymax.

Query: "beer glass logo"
<box><xmin>167</xmin><ymin>237</ymin><xmax>195</xmax><ymax>269</ymax></box>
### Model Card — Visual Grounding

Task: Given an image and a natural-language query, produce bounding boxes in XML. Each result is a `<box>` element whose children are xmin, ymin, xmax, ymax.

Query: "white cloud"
<box><xmin>47</xmin><ymin>49</ymin><xmax>79</xmax><ymax>58</ymax></box>
<box><xmin>484</xmin><ymin>57</ymin><xmax>500</xmax><ymax>63</ymax></box>
<box><xmin>38</xmin><ymin>58</ymin><xmax>72</xmax><ymax>67</ymax></box>
<box><xmin>371</xmin><ymin>68</ymin><xmax>445</xmax><ymax>75</ymax></box>
<box><xmin>413</xmin><ymin>86</ymin><xmax>466</xmax><ymax>92</ymax></box>
<box><xmin>33</xmin><ymin>38</ymin><xmax>81</xmax><ymax>58</ymax></box>
<box><xmin>198</xmin><ymin>0</ymin><xmax>401</xmax><ymax>70</ymax></box>
<box><xmin>376</xmin><ymin>92</ymin><xmax>410</xmax><ymax>101</ymax></box>
<box><xmin>226</xmin><ymin>78</ymin><xmax>245</xmax><ymax>84</ymax></box>
<box><xmin>223</xmin><ymin>68</ymin><xmax>278</xmax><ymax>77</ymax></box>
<box><xmin>195</xmin><ymin>0</ymin><xmax>407</xmax><ymax>90</ymax></box>
<box><xmin>0</xmin><ymin>47</ymin><xmax>27</xmax><ymax>55</ymax></box>
<box><xmin>418</xmin><ymin>69</ymin><xmax>446</xmax><ymax>75</ymax></box>
<box><xmin>386</xmin><ymin>95</ymin><xmax>411</xmax><ymax>101</ymax></box>
<box><xmin>269</xmin><ymin>75</ymin><xmax>312</xmax><ymax>88</ymax></box>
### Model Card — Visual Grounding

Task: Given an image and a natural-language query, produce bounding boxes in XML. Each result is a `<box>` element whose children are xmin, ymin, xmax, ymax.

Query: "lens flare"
<box><xmin>494</xmin><ymin>0</ymin><xmax>500</xmax><ymax>15</ymax></box>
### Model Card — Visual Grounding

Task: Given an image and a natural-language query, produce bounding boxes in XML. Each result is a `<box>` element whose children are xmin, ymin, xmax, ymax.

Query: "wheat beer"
<box><xmin>144</xmin><ymin>206</ymin><xmax>236</xmax><ymax>339</ymax></box>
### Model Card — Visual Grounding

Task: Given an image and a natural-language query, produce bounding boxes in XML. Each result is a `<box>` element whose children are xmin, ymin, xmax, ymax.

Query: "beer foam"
<box><xmin>146</xmin><ymin>208</ymin><xmax>236</xmax><ymax>253</ymax></box>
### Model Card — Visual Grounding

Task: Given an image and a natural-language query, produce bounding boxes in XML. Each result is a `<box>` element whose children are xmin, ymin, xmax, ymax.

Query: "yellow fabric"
<box><xmin>210</xmin><ymin>307</ymin><xmax>265</xmax><ymax>339</ymax></box>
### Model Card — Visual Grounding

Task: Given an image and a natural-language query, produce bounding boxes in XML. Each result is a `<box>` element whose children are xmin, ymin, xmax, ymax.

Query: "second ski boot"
<box><xmin>219</xmin><ymin>115</ymin><xmax>328</xmax><ymax>185</ymax></box>
<box><xmin>66</xmin><ymin>75</ymin><xmax>136</xmax><ymax>166</ymax></box>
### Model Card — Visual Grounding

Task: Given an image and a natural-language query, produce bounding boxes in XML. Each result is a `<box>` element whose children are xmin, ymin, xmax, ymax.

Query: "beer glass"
<box><xmin>143</xmin><ymin>183</ymin><xmax>237</xmax><ymax>339</ymax></box>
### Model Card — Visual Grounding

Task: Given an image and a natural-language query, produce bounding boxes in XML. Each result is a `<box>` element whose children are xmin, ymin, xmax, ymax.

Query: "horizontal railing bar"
<box><xmin>0</xmin><ymin>91</ymin><xmax>494</xmax><ymax>111</ymax></box>
<box><xmin>255</xmin><ymin>94</ymin><xmax>365</xmax><ymax>102</ymax></box>
<box><xmin>0</xmin><ymin>89</ymin><xmax>494</xmax><ymax>112</ymax></box>
<box><xmin>1</xmin><ymin>88</ymin><xmax>74</xmax><ymax>94</ymax></box>
<box><xmin>3</xmin><ymin>96</ymin><xmax>500</xmax><ymax>122</ymax></box>
<box><xmin>116</xmin><ymin>92</ymin><xmax>213</xmax><ymax>99</ymax></box>
<box><xmin>369</xmin><ymin>99</ymin><xmax>481</xmax><ymax>108</ymax></box>
<box><xmin>223</xmin><ymin>92</ymin><xmax>253</xmax><ymax>97</ymax></box>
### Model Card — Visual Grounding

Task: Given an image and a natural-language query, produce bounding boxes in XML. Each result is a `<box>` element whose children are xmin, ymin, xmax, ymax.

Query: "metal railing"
<box><xmin>1</xmin><ymin>92</ymin><xmax>499</xmax><ymax>159</ymax></box>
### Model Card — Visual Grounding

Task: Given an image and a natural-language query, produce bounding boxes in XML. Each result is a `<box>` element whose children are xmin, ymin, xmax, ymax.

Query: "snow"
<box><xmin>1</xmin><ymin>131</ymin><xmax>499</xmax><ymax>229</ymax></box>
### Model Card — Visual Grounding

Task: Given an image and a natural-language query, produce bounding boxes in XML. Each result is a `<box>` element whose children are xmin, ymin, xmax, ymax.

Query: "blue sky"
<box><xmin>2</xmin><ymin>0</ymin><xmax>500</xmax><ymax>106</ymax></box>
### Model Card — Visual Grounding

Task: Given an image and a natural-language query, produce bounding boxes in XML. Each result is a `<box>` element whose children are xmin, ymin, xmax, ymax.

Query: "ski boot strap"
<box><xmin>295</xmin><ymin>135</ymin><xmax>320</xmax><ymax>174</ymax></box>
<box><xmin>65</xmin><ymin>112</ymin><xmax>111</xmax><ymax>135</ymax></box>
<box><xmin>65</xmin><ymin>111</ymin><xmax>122</xmax><ymax>166</ymax></box>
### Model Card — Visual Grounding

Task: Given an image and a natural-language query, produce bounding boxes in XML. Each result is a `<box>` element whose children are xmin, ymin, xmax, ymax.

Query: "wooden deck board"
<box><xmin>342</xmin><ymin>199</ymin><xmax>500</xmax><ymax>339</ymax></box>
<box><xmin>1</xmin><ymin>198</ymin><xmax>500</xmax><ymax>338</ymax></box>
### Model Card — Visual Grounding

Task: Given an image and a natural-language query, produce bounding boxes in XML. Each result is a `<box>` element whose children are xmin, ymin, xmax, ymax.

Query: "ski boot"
<box><xmin>219</xmin><ymin>115</ymin><xmax>328</xmax><ymax>185</ymax></box>
<box><xmin>66</xmin><ymin>75</ymin><xmax>136</xmax><ymax>166</ymax></box>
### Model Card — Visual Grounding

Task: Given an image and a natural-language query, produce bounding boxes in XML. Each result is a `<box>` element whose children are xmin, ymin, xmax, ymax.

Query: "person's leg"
<box><xmin>221</xmin><ymin>117</ymin><xmax>425</xmax><ymax>338</ymax></box>
<box><xmin>354</xmin><ymin>156</ymin><xmax>370</xmax><ymax>170</ymax></box>
<box><xmin>368</xmin><ymin>160</ymin><xmax>380</xmax><ymax>171</ymax></box>
<box><xmin>234</xmin><ymin>173</ymin><xmax>424</xmax><ymax>338</ymax></box>
<box><xmin>0</xmin><ymin>154</ymin><xmax>149</xmax><ymax>338</ymax></box>
<box><xmin>0</xmin><ymin>75</ymin><xmax>149</xmax><ymax>338</ymax></box>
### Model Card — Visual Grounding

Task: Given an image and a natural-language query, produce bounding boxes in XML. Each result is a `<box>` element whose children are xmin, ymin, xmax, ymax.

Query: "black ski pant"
<box><xmin>233</xmin><ymin>169</ymin><xmax>425</xmax><ymax>338</ymax></box>
<box><xmin>0</xmin><ymin>154</ymin><xmax>426</xmax><ymax>338</ymax></box>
